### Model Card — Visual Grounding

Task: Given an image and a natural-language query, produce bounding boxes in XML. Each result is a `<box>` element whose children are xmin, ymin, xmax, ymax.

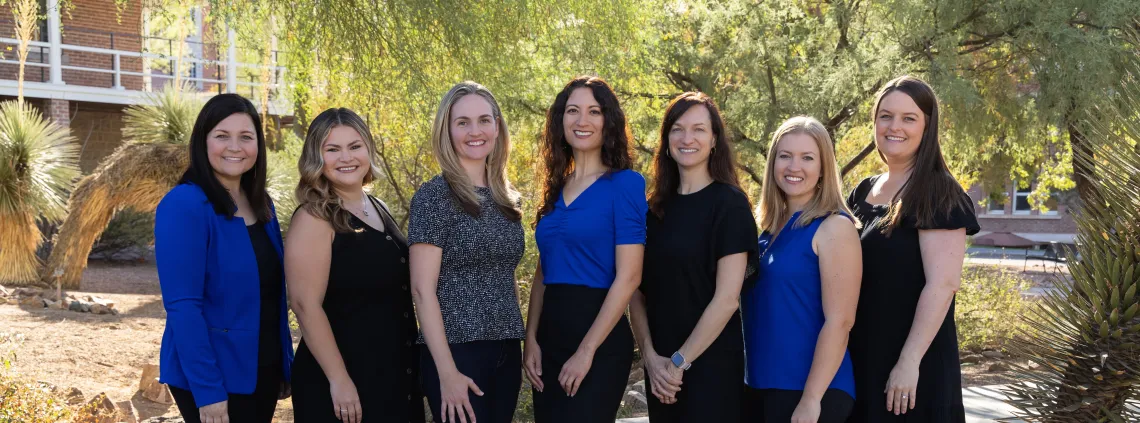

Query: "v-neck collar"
<box><xmin>559</xmin><ymin>175</ymin><xmax>605</xmax><ymax>208</ymax></box>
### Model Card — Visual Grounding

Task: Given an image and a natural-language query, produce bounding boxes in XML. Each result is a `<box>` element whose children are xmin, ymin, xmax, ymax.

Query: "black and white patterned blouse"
<box><xmin>407</xmin><ymin>175</ymin><xmax>526</xmax><ymax>344</ymax></box>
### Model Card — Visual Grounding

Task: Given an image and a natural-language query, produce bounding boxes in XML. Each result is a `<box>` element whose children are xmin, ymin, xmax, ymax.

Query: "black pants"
<box><xmin>741</xmin><ymin>386</ymin><xmax>854</xmax><ymax>423</ymax></box>
<box><xmin>645</xmin><ymin>349</ymin><xmax>743</xmax><ymax>423</ymax></box>
<box><xmin>170</xmin><ymin>366</ymin><xmax>281</xmax><ymax>423</ymax></box>
<box><xmin>533</xmin><ymin>284</ymin><xmax>634</xmax><ymax>423</ymax></box>
<box><xmin>421</xmin><ymin>339</ymin><xmax>522</xmax><ymax>423</ymax></box>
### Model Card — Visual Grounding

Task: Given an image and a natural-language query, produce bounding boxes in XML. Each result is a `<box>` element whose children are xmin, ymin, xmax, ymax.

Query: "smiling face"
<box><xmin>449</xmin><ymin>94</ymin><xmax>499</xmax><ymax>164</ymax></box>
<box><xmin>206</xmin><ymin>113</ymin><xmax>258</xmax><ymax>186</ymax></box>
<box><xmin>875</xmin><ymin>91</ymin><xmax>926</xmax><ymax>166</ymax></box>
<box><xmin>320</xmin><ymin>125</ymin><xmax>371</xmax><ymax>191</ymax></box>
<box><xmin>668</xmin><ymin>104</ymin><xmax>715</xmax><ymax>171</ymax></box>
<box><xmin>772</xmin><ymin>132</ymin><xmax>822</xmax><ymax>207</ymax></box>
<box><xmin>562</xmin><ymin>87</ymin><xmax>605</xmax><ymax>153</ymax></box>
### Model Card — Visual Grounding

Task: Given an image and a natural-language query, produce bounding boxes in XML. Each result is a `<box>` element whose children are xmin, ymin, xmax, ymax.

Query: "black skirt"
<box><xmin>533</xmin><ymin>283</ymin><xmax>634</xmax><ymax>423</ymax></box>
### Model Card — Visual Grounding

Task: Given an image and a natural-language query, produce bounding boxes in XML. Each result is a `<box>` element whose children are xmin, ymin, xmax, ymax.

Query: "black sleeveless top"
<box><xmin>291</xmin><ymin>197</ymin><xmax>424</xmax><ymax>423</ymax></box>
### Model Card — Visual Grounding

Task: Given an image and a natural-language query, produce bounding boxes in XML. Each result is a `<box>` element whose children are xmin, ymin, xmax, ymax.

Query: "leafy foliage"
<box><xmin>956</xmin><ymin>266</ymin><xmax>1031</xmax><ymax>352</ymax></box>
<box><xmin>1001</xmin><ymin>68</ymin><xmax>1140</xmax><ymax>421</ymax></box>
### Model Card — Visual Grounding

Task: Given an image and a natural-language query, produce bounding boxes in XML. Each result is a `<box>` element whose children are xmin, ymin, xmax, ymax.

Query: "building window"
<box><xmin>1042</xmin><ymin>194</ymin><xmax>1060</xmax><ymax>216</ymax></box>
<box><xmin>987</xmin><ymin>193</ymin><xmax>1007</xmax><ymax>215</ymax></box>
<box><xmin>1014</xmin><ymin>184</ymin><xmax>1032</xmax><ymax>215</ymax></box>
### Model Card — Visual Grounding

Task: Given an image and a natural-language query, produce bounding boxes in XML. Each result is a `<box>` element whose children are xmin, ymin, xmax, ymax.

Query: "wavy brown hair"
<box><xmin>429</xmin><ymin>81</ymin><xmax>521</xmax><ymax>220</ymax></box>
<box><xmin>295</xmin><ymin>108</ymin><xmax>382</xmax><ymax>233</ymax></box>
<box><xmin>872</xmin><ymin>75</ymin><xmax>972</xmax><ymax>235</ymax></box>
<box><xmin>648</xmin><ymin>92</ymin><xmax>746</xmax><ymax>217</ymax></box>
<box><xmin>534</xmin><ymin>75</ymin><xmax>635</xmax><ymax>227</ymax></box>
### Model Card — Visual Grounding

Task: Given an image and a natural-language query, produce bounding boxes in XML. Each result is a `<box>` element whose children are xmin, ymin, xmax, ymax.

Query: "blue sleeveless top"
<box><xmin>742</xmin><ymin>211</ymin><xmax>856</xmax><ymax>398</ymax></box>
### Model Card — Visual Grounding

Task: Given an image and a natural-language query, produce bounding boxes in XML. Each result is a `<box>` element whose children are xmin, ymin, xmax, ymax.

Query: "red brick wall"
<box><xmin>967</xmin><ymin>183</ymin><xmax>1078</xmax><ymax>236</ymax></box>
<box><xmin>70</xmin><ymin>102</ymin><xmax>127</xmax><ymax>173</ymax></box>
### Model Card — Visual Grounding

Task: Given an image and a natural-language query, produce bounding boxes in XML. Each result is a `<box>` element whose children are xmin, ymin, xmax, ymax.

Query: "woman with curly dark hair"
<box><xmin>523</xmin><ymin>76</ymin><xmax>646</xmax><ymax>423</ymax></box>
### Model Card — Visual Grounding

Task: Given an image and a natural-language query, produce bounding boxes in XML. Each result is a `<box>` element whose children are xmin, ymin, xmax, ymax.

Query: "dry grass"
<box><xmin>43</xmin><ymin>143</ymin><xmax>187</xmax><ymax>289</ymax></box>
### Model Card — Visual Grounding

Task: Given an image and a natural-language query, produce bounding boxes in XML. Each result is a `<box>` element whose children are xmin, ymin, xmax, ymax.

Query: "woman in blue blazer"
<box><xmin>155</xmin><ymin>93</ymin><xmax>294</xmax><ymax>423</ymax></box>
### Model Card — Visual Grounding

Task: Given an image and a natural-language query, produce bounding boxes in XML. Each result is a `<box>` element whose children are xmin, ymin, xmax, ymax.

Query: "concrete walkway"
<box><xmin>615</xmin><ymin>384</ymin><xmax>1023</xmax><ymax>422</ymax></box>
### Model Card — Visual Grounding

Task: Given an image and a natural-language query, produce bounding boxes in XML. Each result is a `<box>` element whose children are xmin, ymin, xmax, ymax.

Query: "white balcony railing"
<box><xmin>0</xmin><ymin>1</ymin><xmax>288</xmax><ymax>114</ymax></box>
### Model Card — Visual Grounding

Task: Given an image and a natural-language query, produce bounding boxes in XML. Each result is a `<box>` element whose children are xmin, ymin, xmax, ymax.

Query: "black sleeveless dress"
<box><xmin>291</xmin><ymin>197</ymin><xmax>425</xmax><ymax>423</ymax></box>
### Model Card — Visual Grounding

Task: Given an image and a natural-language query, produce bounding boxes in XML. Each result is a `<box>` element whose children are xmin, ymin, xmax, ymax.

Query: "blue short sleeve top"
<box><xmin>535</xmin><ymin>169</ymin><xmax>647</xmax><ymax>289</ymax></box>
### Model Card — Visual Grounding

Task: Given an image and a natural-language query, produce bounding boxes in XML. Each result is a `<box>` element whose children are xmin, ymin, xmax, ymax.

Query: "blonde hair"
<box><xmin>430</xmin><ymin>81</ymin><xmax>521</xmax><ymax>220</ymax></box>
<box><xmin>295</xmin><ymin>108</ymin><xmax>383</xmax><ymax>233</ymax></box>
<box><xmin>756</xmin><ymin>116</ymin><xmax>855</xmax><ymax>235</ymax></box>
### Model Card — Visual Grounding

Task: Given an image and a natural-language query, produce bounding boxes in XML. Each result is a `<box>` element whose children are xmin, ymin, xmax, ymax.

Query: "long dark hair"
<box><xmin>534</xmin><ymin>75</ymin><xmax>635</xmax><ymax>227</ymax></box>
<box><xmin>178</xmin><ymin>93</ymin><xmax>271</xmax><ymax>221</ymax></box>
<box><xmin>648</xmin><ymin>92</ymin><xmax>745</xmax><ymax>217</ymax></box>
<box><xmin>873</xmin><ymin>75</ymin><xmax>971</xmax><ymax>234</ymax></box>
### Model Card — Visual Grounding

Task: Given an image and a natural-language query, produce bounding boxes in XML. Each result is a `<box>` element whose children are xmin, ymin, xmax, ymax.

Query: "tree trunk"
<box><xmin>1068</xmin><ymin>118</ymin><xmax>1095</xmax><ymax>205</ymax></box>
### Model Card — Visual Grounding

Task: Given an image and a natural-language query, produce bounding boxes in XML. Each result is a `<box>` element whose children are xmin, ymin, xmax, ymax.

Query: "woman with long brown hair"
<box><xmin>286</xmin><ymin>108</ymin><xmax>423</xmax><ymax>423</ymax></box>
<box><xmin>845</xmin><ymin>76</ymin><xmax>979</xmax><ymax>422</ymax></box>
<box><xmin>523</xmin><ymin>76</ymin><xmax>646</xmax><ymax>422</ymax></box>
<box><xmin>628</xmin><ymin>92</ymin><xmax>757</xmax><ymax>423</ymax></box>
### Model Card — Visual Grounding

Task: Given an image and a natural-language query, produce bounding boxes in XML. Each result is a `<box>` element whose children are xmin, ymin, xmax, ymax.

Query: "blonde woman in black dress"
<box><xmin>286</xmin><ymin>108</ymin><xmax>423</xmax><ymax>423</ymax></box>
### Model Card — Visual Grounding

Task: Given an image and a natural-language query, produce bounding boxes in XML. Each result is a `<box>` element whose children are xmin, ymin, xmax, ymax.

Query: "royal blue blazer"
<box><xmin>154</xmin><ymin>183</ymin><xmax>294</xmax><ymax>407</ymax></box>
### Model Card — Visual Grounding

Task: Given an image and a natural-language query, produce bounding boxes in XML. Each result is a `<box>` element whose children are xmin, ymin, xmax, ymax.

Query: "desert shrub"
<box><xmin>89</xmin><ymin>208</ymin><xmax>154</xmax><ymax>260</ymax></box>
<box><xmin>956</xmin><ymin>265</ymin><xmax>1032</xmax><ymax>352</ymax></box>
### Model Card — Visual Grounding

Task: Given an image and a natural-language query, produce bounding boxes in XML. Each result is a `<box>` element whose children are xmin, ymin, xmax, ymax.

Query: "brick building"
<box><xmin>967</xmin><ymin>181</ymin><xmax>1077</xmax><ymax>247</ymax></box>
<box><xmin>0</xmin><ymin>0</ymin><xmax>286</xmax><ymax>172</ymax></box>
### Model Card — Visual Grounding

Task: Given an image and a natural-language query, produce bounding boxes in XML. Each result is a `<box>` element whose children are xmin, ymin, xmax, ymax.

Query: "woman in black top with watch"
<box><xmin>286</xmin><ymin>108</ymin><xmax>423</xmax><ymax>423</ymax></box>
<box><xmin>629</xmin><ymin>92</ymin><xmax>758</xmax><ymax>423</ymax></box>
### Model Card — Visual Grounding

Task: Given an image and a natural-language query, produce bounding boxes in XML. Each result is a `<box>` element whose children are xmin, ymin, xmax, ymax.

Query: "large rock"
<box><xmin>116</xmin><ymin>400</ymin><xmax>139</xmax><ymax>423</ymax></box>
<box><xmin>142</xmin><ymin>382</ymin><xmax>174</xmax><ymax>404</ymax></box>
<box><xmin>0</xmin><ymin>296</ymin><xmax>8</xmax><ymax>305</ymax></box>
<box><xmin>65</xmin><ymin>386</ymin><xmax>85</xmax><ymax>406</ymax></box>
<box><xmin>981</xmin><ymin>350</ymin><xmax>1005</xmax><ymax>359</ymax></box>
<box><xmin>961</xmin><ymin>354</ymin><xmax>984</xmax><ymax>364</ymax></box>
<box><xmin>141</xmin><ymin>417</ymin><xmax>185</xmax><ymax>423</ymax></box>
<box><xmin>137</xmin><ymin>364</ymin><xmax>160</xmax><ymax>393</ymax></box>
<box><xmin>85</xmin><ymin>392</ymin><xmax>118</xmax><ymax>423</ymax></box>
<box><xmin>20</xmin><ymin>295</ymin><xmax>44</xmax><ymax>307</ymax></box>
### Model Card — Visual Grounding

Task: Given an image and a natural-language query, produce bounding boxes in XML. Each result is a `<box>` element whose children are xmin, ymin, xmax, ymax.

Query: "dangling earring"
<box><xmin>666</xmin><ymin>149</ymin><xmax>671</xmax><ymax>158</ymax></box>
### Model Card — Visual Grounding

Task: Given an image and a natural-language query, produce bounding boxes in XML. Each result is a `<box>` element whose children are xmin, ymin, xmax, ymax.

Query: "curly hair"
<box><xmin>534</xmin><ymin>75</ymin><xmax>635</xmax><ymax>227</ymax></box>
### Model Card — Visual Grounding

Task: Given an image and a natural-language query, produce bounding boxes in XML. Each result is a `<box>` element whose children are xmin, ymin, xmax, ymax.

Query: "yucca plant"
<box><xmin>121</xmin><ymin>83</ymin><xmax>202</xmax><ymax>145</ymax></box>
<box><xmin>42</xmin><ymin>87</ymin><xmax>201</xmax><ymax>288</ymax></box>
<box><xmin>1002</xmin><ymin>71</ymin><xmax>1140</xmax><ymax>421</ymax></box>
<box><xmin>0</xmin><ymin>101</ymin><xmax>80</xmax><ymax>285</ymax></box>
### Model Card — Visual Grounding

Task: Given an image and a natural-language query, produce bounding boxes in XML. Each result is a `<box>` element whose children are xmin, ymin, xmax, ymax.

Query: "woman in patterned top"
<box><xmin>408</xmin><ymin>81</ymin><xmax>526</xmax><ymax>423</ymax></box>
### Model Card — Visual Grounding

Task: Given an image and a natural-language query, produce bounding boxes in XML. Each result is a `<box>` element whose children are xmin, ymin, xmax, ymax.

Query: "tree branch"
<box><xmin>841</xmin><ymin>140</ymin><xmax>876</xmax><ymax>176</ymax></box>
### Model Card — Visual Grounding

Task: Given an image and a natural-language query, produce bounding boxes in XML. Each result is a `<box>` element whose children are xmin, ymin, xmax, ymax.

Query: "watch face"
<box><xmin>671</xmin><ymin>352</ymin><xmax>684</xmax><ymax>367</ymax></box>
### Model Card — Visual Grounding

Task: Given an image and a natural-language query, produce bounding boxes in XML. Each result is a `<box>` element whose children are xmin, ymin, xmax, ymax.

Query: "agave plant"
<box><xmin>1002</xmin><ymin>73</ymin><xmax>1140</xmax><ymax>421</ymax></box>
<box><xmin>121</xmin><ymin>83</ymin><xmax>203</xmax><ymax>144</ymax></box>
<box><xmin>0</xmin><ymin>101</ymin><xmax>80</xmax><ymax>285</ymax></box>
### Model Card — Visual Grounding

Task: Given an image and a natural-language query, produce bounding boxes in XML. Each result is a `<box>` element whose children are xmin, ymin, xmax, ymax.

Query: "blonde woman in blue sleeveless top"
<box><xmin>742</xmin><ymin>116</ymin><xmax>862</xmax><ymax>423</ymax></box>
